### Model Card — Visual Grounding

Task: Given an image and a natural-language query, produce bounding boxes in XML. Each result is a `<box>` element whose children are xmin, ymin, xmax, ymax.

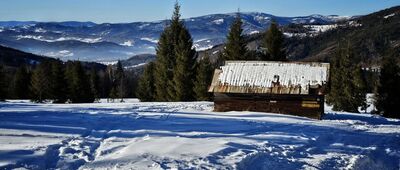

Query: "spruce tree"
<box><xmin>263</xmin><ymin>21</ymin><xmax>286</xmax><ymax>61</ymax></box>
<box><xmin>103</xmin><ymin>65</ymin><xmax>114</xmax><ymax>101</ymax></box>
<box><xmin>224</xmin><ymin>12</ymin><xmax>247</xmax><ymax>60</ymax></box>
<box><xmin>109</xmin><ymin>87</ymin><xmax>118</xmax><ymax>102</ymax></box>
<box><xmin>66</xmin><ymin>61</ymin><xmax>94</xmax><ymax>103</ymax></box>
<box><xmin>64</xmin><ymin>61</ymin><xmax>74</xmax><ymax>101</ymax></box>
<box><xmin>194</xmin><ymin>54</ymin><xmax>214</xmax><ymax>101</ymax></box>
<box><xmin>375</xmin><ymin>51</ymin><xmax>400</xmax><ymax>118</ymax></box>
<box><xmin>50</xmin><ymin>61</ymin><xmax>67</xmax><ymax>103</ymax></box>
<box><xmin>31</xmin><ymin>61</ymin><xmax>52</xmax><ymax>102</ymax></box>
<box><xmin>115</xmin><ymin>61</ymin><xmax>127</xmax><ymax>102</ymax></box>
<box><xmin>0</xmin><ymin>65</ymin><xmax>6</xmax><ymax>101</ymax></box>
<box><xmin>172</xmin><ymin>25</ymin><xmax>196</xmax><ymax>101</ymax></box>
<box><xmin>137</xmin><ymin>62</ymin><xmax>156</xmax><ymax>102</ymax></box>
<box><xmin>326</xmin><ymin>49</ymin><xmax>342</xmax><ymax>106</ymax></box>
<box><xmin>327</xmin><ymin>42</ymin><xmax>366</xmax><ymax>112</ymax></box>
<box><xmin>13</xmin><ymin>65</ymin><xmax>31</xmax><ymax>99</ymax></box>
<box><xmin>89</xmin><ymin>67</ymin><xmax>100</xmax><ymax>102</ymax></box>
<box><xmin>154</xmin><ymin>30</ymin><xmax>173</xmax><ymax>101</ymax></box>
<box><xmin>352</xmin><ymin>65</ymin><xmax>368</xmax><ymax>113</ymax></box>
<box><xmin>154</xmin><ymin>2</ymin><xmax>194</xmax><ymax>101</ymax></box>
<box><xmin>115</xmin><ymin>61</ymin><xmax>124</xmax><ymax>81</ymax></box>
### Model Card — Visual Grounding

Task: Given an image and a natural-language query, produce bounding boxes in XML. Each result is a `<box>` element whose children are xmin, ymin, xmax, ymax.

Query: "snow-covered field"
<box><xmin>0</xmin><ymin>99</ymin><xmax>399</xmax><ymax>169</ymax></box>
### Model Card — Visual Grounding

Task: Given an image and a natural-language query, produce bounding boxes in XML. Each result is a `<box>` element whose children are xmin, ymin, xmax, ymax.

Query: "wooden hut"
<box><xmin>208</xmin><ymin>61</ymin><xmax>330</xmax><ymax>119</ymax></box>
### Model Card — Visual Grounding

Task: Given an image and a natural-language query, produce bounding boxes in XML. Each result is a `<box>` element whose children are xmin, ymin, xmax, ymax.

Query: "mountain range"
<box><xmin>0</xmin><ymin>12</ymin><xmax>350</xmax><ymax>62</ymax></box>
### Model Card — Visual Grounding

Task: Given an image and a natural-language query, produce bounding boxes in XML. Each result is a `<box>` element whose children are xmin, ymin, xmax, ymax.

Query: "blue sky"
<box><xmin>0</xmin><ymin>0</ymin><xmax>399</xmax><ymax>23</ymax></box>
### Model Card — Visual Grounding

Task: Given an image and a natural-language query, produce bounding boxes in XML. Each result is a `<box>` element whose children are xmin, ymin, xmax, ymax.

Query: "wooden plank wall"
<box><xmin>213</xmin><ymin>93</ymin><xmax>324</xmax><ymax>119</ymax></box>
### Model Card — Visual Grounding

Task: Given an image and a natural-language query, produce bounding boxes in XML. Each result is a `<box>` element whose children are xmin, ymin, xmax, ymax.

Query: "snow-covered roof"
<box><xmin>209</xmin><ymin>61</ymin><xmax>330</xmax><ymax>94</ymax></box>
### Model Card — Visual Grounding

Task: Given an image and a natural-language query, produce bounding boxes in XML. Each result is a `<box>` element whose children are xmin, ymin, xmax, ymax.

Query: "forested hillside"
<box><xmin>0</xmin><ymin>45</ymin><xmax>106</xmax><ymax>70</ymax></box>
<box><xmin>199</xmin><ymin>6</ymin><xmax>400</xmax><ymax>66</ymax></box>
<box><xmin>0</xmin><ymin>45</ymin><xmax>57</xmax><ymax>68</ymax></box>
<box><xmin>285</xmin><ymin>6</ymin><xmax>400</xmax><ymax>64</ymax></box>
<box><xmin>0</xmin><ymin>45</ymin><xmax>139</xmax><ymax>100</ymax></box>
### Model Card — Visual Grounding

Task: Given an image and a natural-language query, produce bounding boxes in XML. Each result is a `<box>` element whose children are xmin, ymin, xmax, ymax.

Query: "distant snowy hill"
<box><xmin>0</xmin><ymin>13</ymin><xmax>349</xmax><ymax>62</ymax></box>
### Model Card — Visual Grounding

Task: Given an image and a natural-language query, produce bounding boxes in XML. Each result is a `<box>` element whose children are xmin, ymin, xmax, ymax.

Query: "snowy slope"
<box><xmin>0</xmin><ymin>100</ymin><xmax>399</xmax><ymax>169</ymax></box>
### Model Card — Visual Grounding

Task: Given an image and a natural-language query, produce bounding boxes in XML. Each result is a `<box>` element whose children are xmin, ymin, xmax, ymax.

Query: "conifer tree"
<box><xmin>263</xmin><ymin>21</ymin><xmax>286</xmax><ymax>61</ymax></box>
<box><xmin>375</xmin><ymin>51</ymin><xmax>400</xmax><ymax>118</ymax></box>
<box><xmin>194</xmin><ymin>54</ymin><xmax>214</xmax><ymax>101</ymax></box>
<box><xmin>215</xmin><ymin>51</ymin><xmax>225</xmax><ymax>67</ymax></box>
<box><xmin>13</xmin><ymin>65</ymin><xmax>31</xmax><ymax>99</ymax></box>
<box><xmin>137</xmin><ymin>62</ymin><xmax>156</xmax><ymax>101</ymax></box>
<box><xmin>103</xmin><ymin>65</ymin><xmax>114</xmax><ymax>101</ymax></box>
<box><xmin>172</xmin><ymin>25</ymin><xmax>196</xmax><ymax>101</ymax></box>
<box><xmin>326</xmin><ymin>49</ymin><xmax>342</xmax><ymax>106</ymax></box>
<box><xmin>65</xmin><ymin>61</ymin><xmax>94</xmax><ymax>103</ymax></box>
<box><xmin>89</xmin><ymin>67</ymin><xmax>100</xmax><ymax>102</ymax></box>
<box><xmin>154</xmin><ymin>2</ymin><xmax>193</xmax><ymax>101</ymax></box>
<box><xmin>166</xmin><ymin>2</ymin><xmax>185</xmax><ymax>101</ymax></box>
<box><xmin>109</xmin><ymin>87</ymin><xmax>118</xmax><ymax>102</ymax></box>
<box><xmin>327</xmin><ymin>42</ymin><xmax>366</xmax><ymax>112</ymax></box>
<box><xmin>117</xmin><ymin>77</ymin><xmax>127</xmax><ymax>102</ymax></box>
<box><xmin>31</xmin><ymin>61</ymin><xmax>52</xmax><ymax>102</ymax></box>
<box><xmin>154</xmin><ymin>30</ymin><xmax>173</xmax><ymax>101</ymax></box>
<box><xmin>0</xmin><ymin>65</ymin><xmax>7</xmax><ymax>101</ymax></box>
<box><xmin>224</xmin><ymin>12</ymin><xmax>247</xmax><ymax>60</ymax></box>
<box><xmin>115</xmin><ymin>61</ymin><xmax>127</xmax><ymax>102</ymax></box>
<box><xmin>115</xmin><ymin>61</ymin><xmax>124</xmax><ymax>81</ymax></box>
<box><xmin>50</xmin><ymin>61</ymin><xmax>67</xmax><ymax>103</ymax></box>
<box><xmin>352</xmin><ymin>65</ymin><xmax>368</xmax><ymax>113</ymax></box>
<box><xmin>64</xmin><ymin>61</ymin><xmax>74</xmax><ymax>101</ymax></box>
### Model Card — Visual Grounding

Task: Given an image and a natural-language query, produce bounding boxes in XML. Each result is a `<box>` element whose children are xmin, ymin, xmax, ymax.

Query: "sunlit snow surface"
<box><xmin>0</xmin><ymin>99</ymin><xmax>399</xmax><ymax>169</ymax></box>
<box><xmin>218</xmin><ymin>61</ymin><xmax>329</xmax><ymax>89</ymax></box>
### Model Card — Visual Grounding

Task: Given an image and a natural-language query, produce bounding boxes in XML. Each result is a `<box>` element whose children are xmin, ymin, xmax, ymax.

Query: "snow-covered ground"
<box><xmin>0</xmin><ymin>99</ymin><xmax>399</xmax><ymax>169</ymax></box>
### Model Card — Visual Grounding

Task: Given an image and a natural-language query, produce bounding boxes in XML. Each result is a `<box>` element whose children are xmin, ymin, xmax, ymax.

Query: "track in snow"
<box><xmin>0</xmin><ymin>100</ymin><xmax>399</xmax><ymax>169</ymax></box>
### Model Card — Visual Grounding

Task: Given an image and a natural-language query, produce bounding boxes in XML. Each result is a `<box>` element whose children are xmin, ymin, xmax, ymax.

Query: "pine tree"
<box><xmin>0</xmin><ymin>65</ymin><xmax>7</xmax><ymax>101</ymax></box>
<box><xmin>224</xmin><ymin>12</ymin><xmax>247</xmax><ymax>60</ymax></box>
<box><xmin>50</xmin><ymin>61</ymin><xmax>67</xmax><ymax>103</ymax></box>
<box><xmin>12</xmin><ymin>65</ymin><xmax>31</xmax><ymax>99</ymax></box>
<box><xmin>137</xmin><ymin>62</ymin><xmax>156</xmax><ymax>102</ymax></box>
<box><xmin>375</xmin><ymin>51</ymin><xmax>400</xmax><ymax>118</ymax></box>
<box><xmin>194</xmin><ymin>54</ymin><xmax>214</xmax><ymax>101</ymax></box>
<box><xmin>89</xmin><ymin>67</ymin><xmax>100</xmax><ymax>102</ymax></box>
<box><xmin>31</xmin><ymin>61</ymin><xmax>52</xmax><ymax>102</ymax></box>
<box><xmin>172</xmin><ymin>25</ymin><xmax>196</xmax><ymax>101</ymax></box>
<box><xmin>263</xmin><ymin>21</ymin><xmax>286</xmax><ymax>61</ymax></box>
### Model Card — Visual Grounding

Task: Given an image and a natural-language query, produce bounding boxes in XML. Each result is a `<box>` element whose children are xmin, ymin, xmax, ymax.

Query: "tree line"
<box><xmin>0</xmin><ymin>60</ymin><xmax>138</xmax><ymax>103</ymax></box>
